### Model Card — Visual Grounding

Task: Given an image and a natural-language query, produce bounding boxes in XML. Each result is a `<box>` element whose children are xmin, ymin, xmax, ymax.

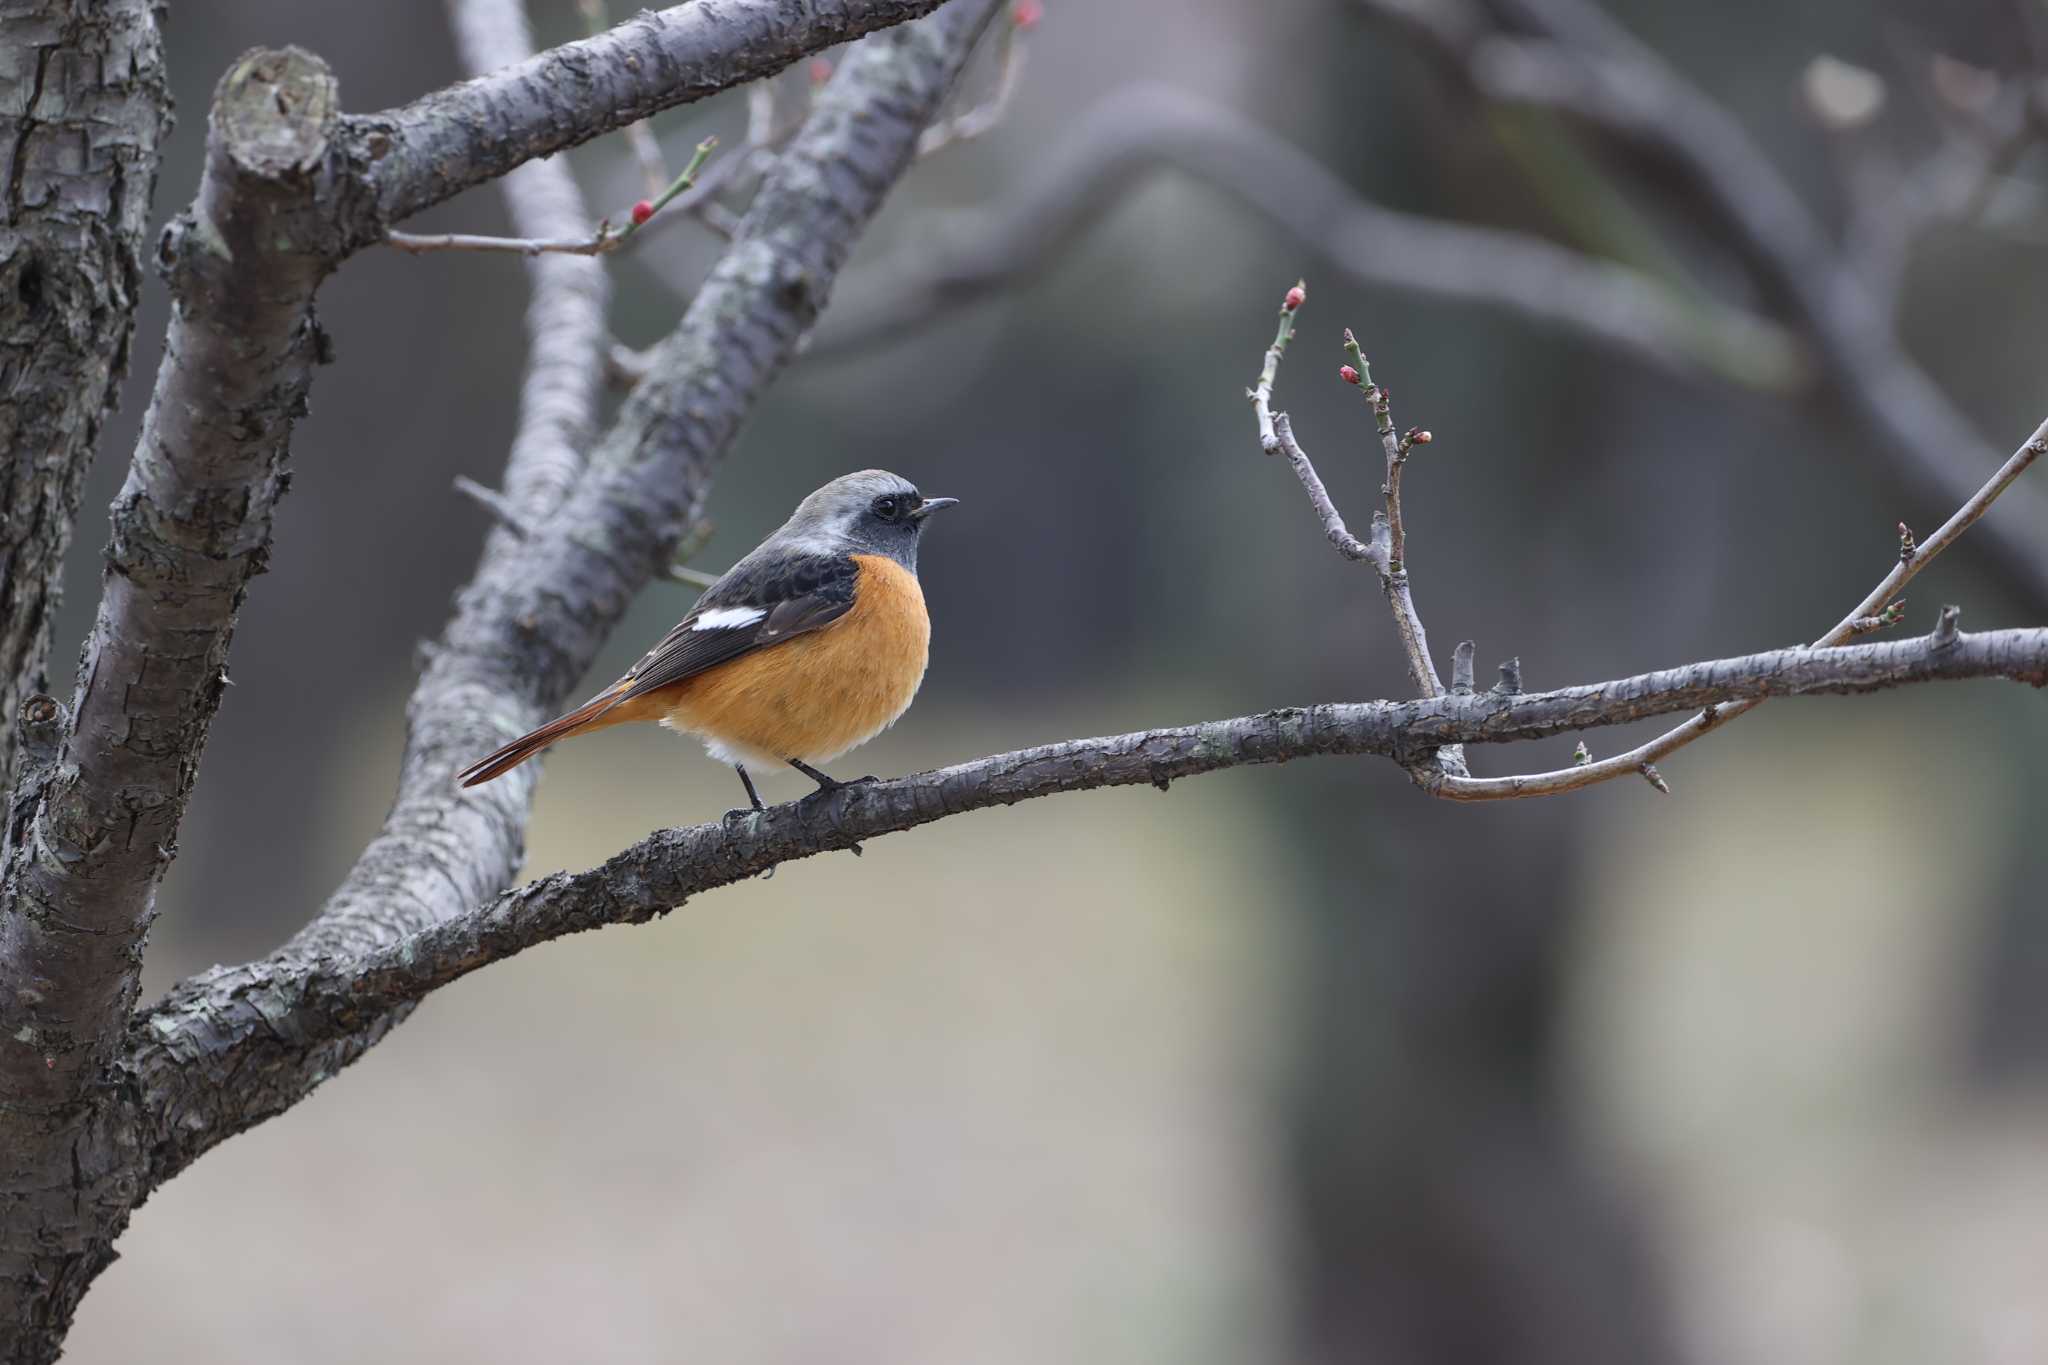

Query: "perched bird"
<box><xmin>458</xmin><ymin>470</ymin><xmax>957</xmax><ymax>811</ymax></box>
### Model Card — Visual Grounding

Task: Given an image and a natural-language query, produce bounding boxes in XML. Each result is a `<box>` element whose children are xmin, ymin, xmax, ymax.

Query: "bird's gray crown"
<box><xmin>756</xmin><ymin>469</ymin><xmax>940</xmax><ymax>571</ymax></box>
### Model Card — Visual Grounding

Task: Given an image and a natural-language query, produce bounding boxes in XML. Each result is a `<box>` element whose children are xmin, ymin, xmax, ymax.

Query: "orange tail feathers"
<box><xmin>457</xmin><ymin>689</ymin><xmax>634</xmax><ymax>788</ymax></box>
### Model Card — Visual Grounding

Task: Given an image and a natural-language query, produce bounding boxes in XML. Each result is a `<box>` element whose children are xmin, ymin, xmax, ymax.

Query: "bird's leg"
<box><xmin>789</xmin><ymin>758</ymin><xmax>880</xmax><ymax>793</ymax></box>
<box><xmin>727</xmin><ymin>763</ymin><xmax>766</xmax><ymax>819</ymax></box>
<box><xmin>788</xmin><ymin>758</ymin><xmax>844</xmax><ymax>792</ymax></box>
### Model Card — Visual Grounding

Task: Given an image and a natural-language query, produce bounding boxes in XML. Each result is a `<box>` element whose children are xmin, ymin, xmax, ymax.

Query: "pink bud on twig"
<box><xmin>1283</xmin><ymin>283</ymin><xmax>1305</xmax><ymax>312</ymax></box>
<box><xmin>1339</xmin><ymin>365</ymin><xmax>1361</xmax><ymax>385</ymax></box>
<box><xmin>630</xmin><ymin>200</ymin><xmax>654</xmax><ymax>226</ymax></box>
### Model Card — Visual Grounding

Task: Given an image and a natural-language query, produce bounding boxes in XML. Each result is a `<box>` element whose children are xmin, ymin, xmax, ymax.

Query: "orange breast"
<box><xmin>656</xmin><ymin>554</ymin><xmax>931</xmax><ymax>765</ymax></box>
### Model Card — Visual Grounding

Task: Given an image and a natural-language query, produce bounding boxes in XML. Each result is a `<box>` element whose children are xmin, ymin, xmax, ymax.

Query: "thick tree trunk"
<box><xmin>0</xmin><ymin>0</ymin><xmax>166</xmax><ymax>793</ymax></box>
<box><xmin>0</xmin><ymin>6</ymin><xmax>168</xmax><ymax>1361</ymax></box>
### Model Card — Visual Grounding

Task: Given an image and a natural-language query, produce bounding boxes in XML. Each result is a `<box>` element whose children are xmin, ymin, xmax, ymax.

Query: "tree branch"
<box><xmin>1253</xmin><ymin>286</ymin><xmax>2047</xmax><ymax>801</ymax></box>
<box><xmin>132</xmin><ymin>624</ymin><xmax>2048</xmax><ymax>1060</ymax></box>
<box><xmin>0</xmin><ymin>0</ymin><xmax>168</xmax><ymax>793</ymax></box>
<box><xmin>1423</xmin><ymin>414</ymin><xmax>2048</xmax><ymax>800</ymax></box>
<box><xmin>126</xmin><ymin>0</ymin><xmax>1005</xmax><ymax>1188</ymax></box>
<box><xmin>1359</xmin><ymin>0</ymin><xmax>2048</xmax><ymax>611</ymax></box>
<box><xmin>805</xmin><ymin>84</ymin><xmax>1803</xmax><ymax>389</ymax></box>
<box><xmin>349</xmin><ymin>0</ymin><xmax>956</xmax><ymax>235</ymax></box>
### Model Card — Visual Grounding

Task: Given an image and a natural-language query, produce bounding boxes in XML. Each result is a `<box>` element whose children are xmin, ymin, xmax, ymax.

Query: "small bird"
<box><xmin>458</xmin><ymin>470</ymin><xmax>957</xmax><ymax>811</ymax></box>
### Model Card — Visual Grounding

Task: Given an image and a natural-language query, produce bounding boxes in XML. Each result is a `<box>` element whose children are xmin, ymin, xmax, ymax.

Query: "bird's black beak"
<box><xmin>910</xmin><ymin>496</ymin><xmax>959</xmax><ymax>521</ymax></box>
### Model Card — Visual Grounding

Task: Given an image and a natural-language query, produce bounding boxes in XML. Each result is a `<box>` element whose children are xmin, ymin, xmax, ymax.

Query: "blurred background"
<box><xmin>46</xmin><ymin>0</ymin><xmax>2048</xmax><ymax>1360</ymax></box>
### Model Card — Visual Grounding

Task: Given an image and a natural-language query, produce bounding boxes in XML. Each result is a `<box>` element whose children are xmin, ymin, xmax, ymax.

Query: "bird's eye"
<box><xmin>872</xmin><ymin>495</ymin><xmax>900</xmax><ymax>521</ymax></box>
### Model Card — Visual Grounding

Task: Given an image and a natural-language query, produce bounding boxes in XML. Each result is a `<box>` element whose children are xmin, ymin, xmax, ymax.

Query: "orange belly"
<box><xmin>654</xmin><ymin>553</ymin><xmax>930</xmax><ymax>766</ymax></box>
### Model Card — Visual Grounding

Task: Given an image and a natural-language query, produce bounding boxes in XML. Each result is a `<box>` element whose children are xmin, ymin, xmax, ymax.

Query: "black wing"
<box><xmin>607</xmin><ymin>552</ymin><xmax>859</xmax><ymax>705</ymax></box>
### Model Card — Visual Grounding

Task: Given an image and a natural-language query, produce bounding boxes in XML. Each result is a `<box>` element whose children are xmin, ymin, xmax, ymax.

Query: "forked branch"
<box><xmin>1251</xmin><ymin>281</ymin><xmax>2048</xmax><ymax>800</ymax></box>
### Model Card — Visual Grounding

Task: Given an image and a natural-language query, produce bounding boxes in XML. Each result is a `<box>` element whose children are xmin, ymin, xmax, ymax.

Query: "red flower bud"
<box><xmin>1410</xmin><ymin>429</ymin><xmax>1433</xmax><ymax>445</ymax></box>
<box><xmin>1339</xmin><ymin>365</ymin><xmax>1361</xmax><ymax>385</ymax></box>
<box><xmin>1012</xmin><ymin>0</ymin><xmax>1044</xmax><ymax>29</ymax></box>
<box><xmin>630</xmin><ymin>200</ymin><xmax>655</xmax><ymax>226</ymax></box>
<box><xmin>1283</xmin><ymin>284</ymin><xmax>1305</xmax><ymax>312</ymax></box>
<box><xmin>809</xmin><ymin>57</ymin><xmax>834</xmax><ymax>85</ymax></box>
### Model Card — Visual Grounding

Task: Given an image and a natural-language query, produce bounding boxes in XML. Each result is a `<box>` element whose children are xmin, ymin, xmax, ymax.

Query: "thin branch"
<box><xmin>806</xmin><ymin>85</ymin><xmax>1801</xmax><ymax>389</ymax></box>
<box><xmin>917</xmin><ymin>2</ymin><xmax>1031</xmax><ymax>156</ymax></box>
<box><xmin>1254</xmin><ymin>291</ymin><xmax>1444</xmax><ymax>689</ymax></box>
<box><xmin>1341</xmin><ymin>328</ymin><xmax>1446</xmax><ymax>700</ymax></box>
<box><xmin>126</xmin><ymin>0</ymin><xmax>1009</xmax><ymax>1189</ymax></box>
<box><xmin>384</xmin><ymin>137</ymin><xmax>717</xmax><ymax>257</ymax></box>
<box><xmin>1425</xmin><ymin>415</ymin><xmax>2048</xmax><ymax>801</ymax></box>
<box><xmin>1250</xmin><ymin>295</ymin><xmax>1374</xmax><ymax>563</ymax></box>
<box><xmin>1360</xmin><ymin>0</ymin><xmax>2048</xmax><ymax>611</ymax></box>
<box><xmin>132</xmin><ymin>624</ymin><xmax>2048</xmax><ymax>1057</ymax></box>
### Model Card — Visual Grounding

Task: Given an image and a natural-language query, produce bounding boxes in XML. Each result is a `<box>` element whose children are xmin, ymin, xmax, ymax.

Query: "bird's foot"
<box><xmin>788</xmin><ymin>759</ymin><xmax>878</xmax><ymax>796</ymax></box>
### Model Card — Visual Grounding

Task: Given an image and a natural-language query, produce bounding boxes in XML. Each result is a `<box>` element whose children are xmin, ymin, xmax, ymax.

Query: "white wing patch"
<box><xmin>691</xmin><ymin>605</ymin><xmax>768</xmax><ymax>631</ymax></box>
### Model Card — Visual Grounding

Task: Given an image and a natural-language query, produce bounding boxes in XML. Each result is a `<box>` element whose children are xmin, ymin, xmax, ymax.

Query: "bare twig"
<box><xmin>452</xmin><ymin>475</ymin><xmax>534</xmax><ymax>536</ymax></box>
<box><xmin>1255</xmin><ymin>288</ymin><xmax>1467</xmax><ymax>778</ymax></box>
<box><xmin>1251</xmin><ymin>289</ymin><xmax>2048</xmax><ymax>802</ymax></box>
<box><xmin>917</xmin><ymin>1</ymin><xmax>1031</xmax><ymax>156</ymax></box>
<box><xmin>386</xmin><ymin>137</ymin><xmax>718</xmax><ymax>256</ymax></box>
<box><xmin>1424</xmin><ymin>418</ymin><xmax>2048</xmax><ymax>801</ymax></box>
<box><xmin>1343</xmin><ymin>328</ymin><xmax>1447</xmax><ymax>701</ymax></box>
<box><xmin>1251</xmin><ymin>290</ymin><xmax>1373</xmax><ymax>563</ymax></box>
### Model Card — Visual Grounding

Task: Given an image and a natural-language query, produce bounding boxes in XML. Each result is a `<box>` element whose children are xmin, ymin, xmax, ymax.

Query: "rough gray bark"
<box><xmin>0</xmin><ymin>0</ymin><xmax>167</xmax><ymax>791</ymax></box>
<box><xmin>0</xmin><ymin>4</ymin><xmax>169</xmax><ymax>1357</ymax></box>
<box><xmin>0</xmin><ymin>4</ymin><xmax>971</xmax><ymax>1359</ymax></box>
<box><xmin>355</xmin><ymin>0</ymin><xmax>953</xmax><ymax>230</ymax></box>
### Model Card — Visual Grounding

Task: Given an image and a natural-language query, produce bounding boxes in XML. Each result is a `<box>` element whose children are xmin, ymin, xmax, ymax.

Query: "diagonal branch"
<box><xmin>130</xmin><ymin>623</ymin><xmax>2048</xmax><ymax>1062</ymax></box>
<box><xmin>125</xmin><ymin>0</ymin><xmax>1006</xmax><ymax>1186</ymax></box>
<box><xmin>1424</xmin><ymin>415</ymin><xmax>2048</xmax><ymax>800</ymax></box>
<box><xmin>349</xmin><ymin>0</ymin><xmax>958</xmax><ymax>236</ymax></box>
<box><xmin>806</xmin><ymin>84</ymin><xmax>1803</xmax><ymax>389</ymax></box>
